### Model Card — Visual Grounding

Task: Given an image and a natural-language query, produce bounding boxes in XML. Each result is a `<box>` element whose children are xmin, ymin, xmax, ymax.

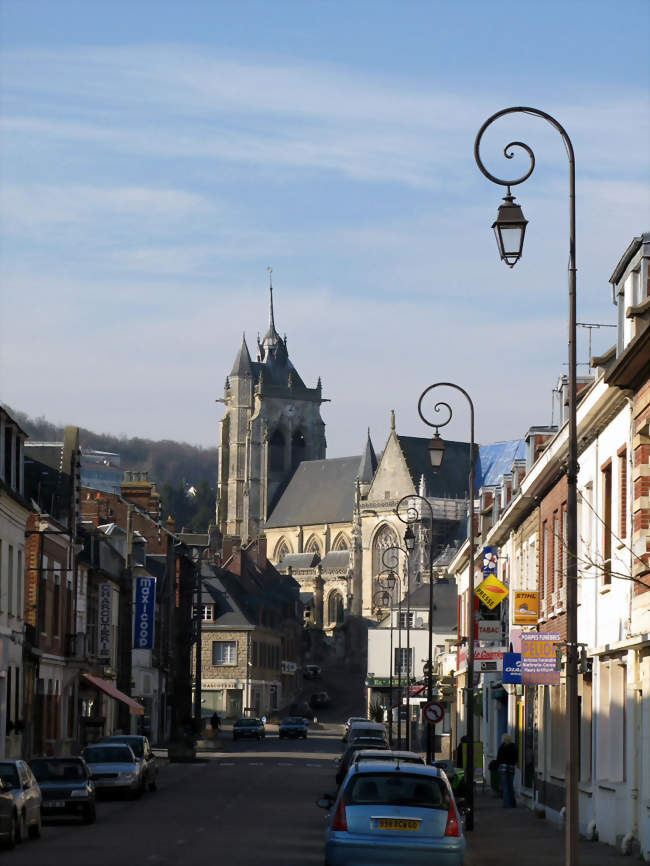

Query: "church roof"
<box><xmin>397</xmin><ymin>435</ymin><xmax>473</xmax><ymax>498</ymax></box>
<box><xmin>266</xmin><ymin>455</ymin><xmax>361</xmax><ymax>528</ymax></box>
<box><xmin>321</xmin><ymin>550</ymin><xmax>350</xmax><ymax>570</ymax></box>
<box><xmin>230</xmin><ymin>333</ymin><xmax>253</xmax><ymax>376</ymax></box>
<box><xmin>358</xmin><ymin>430</ymin><xmax>377</xmax><ymax>482</ymax></box>
<box><xmin>278</xmin><ymin>552</ymin><xmax>321</xmax><ymax>569</ymax></box>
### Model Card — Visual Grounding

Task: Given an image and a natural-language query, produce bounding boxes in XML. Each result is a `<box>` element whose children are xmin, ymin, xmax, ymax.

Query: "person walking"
<box><xmin>496</xmin><ymin>732</ymin><xmax>517</xmax><ymax>808</ymax></box>
<box><xmin>210</xmin><ymin>712</ymin><xmax>220</xmax><ymax>733</ymax></box>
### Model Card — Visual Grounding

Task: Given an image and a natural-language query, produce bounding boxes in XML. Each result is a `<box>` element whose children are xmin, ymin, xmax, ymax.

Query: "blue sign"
<box><xmin>483</xmin><ymin>546</ymin><xmax>498</xmax><ymax>579</ymax></box>
<box><xmin>133</xmin><ymin>577</ymin><xmax>156</xmax><ymax>649</ymax></box>
<box><xmin>502</xmin><ymin>652</ymin><xmax>522</xmax><ymax>684</ymax></box>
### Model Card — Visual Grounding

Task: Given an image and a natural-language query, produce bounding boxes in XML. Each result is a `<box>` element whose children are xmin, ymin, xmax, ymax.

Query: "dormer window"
<box><xmin>201</xmin><ymin>604</ymin><xmax>214</xmax><ymax>622</ymax></box>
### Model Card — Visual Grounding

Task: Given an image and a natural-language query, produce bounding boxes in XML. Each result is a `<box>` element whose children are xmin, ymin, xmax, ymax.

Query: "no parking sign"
<box><xmin>422</xmin><ymin>701</ymin><xmax>444</xmax><ymax>724</ymax></box>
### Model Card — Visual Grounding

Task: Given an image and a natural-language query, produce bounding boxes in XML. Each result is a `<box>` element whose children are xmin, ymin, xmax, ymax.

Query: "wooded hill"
<box><xmin>9</xmin><ymin>407</ymin><xmax>217</xmax><ymax>531</ymax></box>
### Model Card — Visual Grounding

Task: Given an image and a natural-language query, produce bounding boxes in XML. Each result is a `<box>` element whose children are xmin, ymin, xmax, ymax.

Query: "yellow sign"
<box><xmin>475</xmin><ymin>574</ymin><xmax>508</xmax><ymax>609</ymax></box>
<box><xmin>513</xmin><ymin>590</ymin><xmax>539</xmax><ymax>625</ymax></box>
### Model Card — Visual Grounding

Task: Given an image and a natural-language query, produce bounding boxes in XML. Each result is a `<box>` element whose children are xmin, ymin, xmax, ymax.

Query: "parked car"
<box><xmin>303</xmin><ymin>664</ymin><xmax>322</xmax><ymax>679</ymax></box>
<box><xmin>0</xmin><ymin>779</ymin><xmax>19</xmax><ymax>848</ymax></box>
<box><xmin>233</xmin><ymin>717</ymin><xmax>265</xmax><ymax>741</ymax></box>
<box><xmin>100</xmin><ymin>735</ymin><xmax>158</xmax><ymax>792</ymax></box>
<box><xmin>83</xmin><ymin>743</ymin><xmax>142</xmax><ymax>797</ymax></box>
<box><xmin>309</xmin><ymin>691</ymin><xmax>330</xmax><ymax>708</ymax></box>
<box><xmin>354</xmin><ymin>749</ymin><xmax>425</xmax><ymax>768</ymax></box>
<box><xmin>342</xmin><ymin>717</ymin><xmax>367</xmax><ymax>742</ymax></box>
<box><xmin>335</xmin><ymin>739</ymin><xmax>390</xmax><ymax>786</ymax></box>
<box><xmin>0</xmin><ymin>760</ymin><xmax>42</xmax><ymax>842</ymax></box>
<box><xmin>279</xmin><ymin>716</ymin><xmax>309</xmax><ymax>739</ymax></box>
<box><xmin>317</xmin><ymin>762</ymin><xmax>465</xmax><ymax>866</ymax></box>
<box><xmin>346</xmin><ymin>721</ymin><xmax>388</xmax><ymax>747</ymax></box>
<box><xmin>29</xmin><ymin>757</ymin><xmax>95</xmax><ymax>824</ymax></box>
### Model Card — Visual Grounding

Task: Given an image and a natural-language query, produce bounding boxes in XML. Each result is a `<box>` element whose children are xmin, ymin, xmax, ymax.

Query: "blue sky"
<box><xmin>1</xmin><ymin>0</ymin><xmax>648</xmax><ymax>458</ymax></box>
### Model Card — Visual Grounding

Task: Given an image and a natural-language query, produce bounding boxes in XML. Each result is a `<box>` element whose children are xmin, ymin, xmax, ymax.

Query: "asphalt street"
<box><xmin>8</xmin><ymin>723</ymin><xmax>343</xmax><ymax>866</ymax></box>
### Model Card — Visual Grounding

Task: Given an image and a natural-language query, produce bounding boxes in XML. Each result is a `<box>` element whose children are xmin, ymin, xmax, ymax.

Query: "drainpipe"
<box><xmin>621</xmin><ymin>650</ymin><xmax>640</xmax><ymax>855</ymax></box>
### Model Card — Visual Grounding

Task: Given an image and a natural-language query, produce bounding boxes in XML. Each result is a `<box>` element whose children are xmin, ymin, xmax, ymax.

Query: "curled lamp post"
<box><xmin>381</xmin><ymin>545</ymin><xmax>410</xmax><ymax>748</ymax></box>
<box><xmin>396</xmin><ymin>494</ymin><xmax>436</xmax><ymax>763</ymax></box>
<box><xmin>418</xmin><ymin>383</ymin><xmax>475</xmax><ymax>830</ymax></box>
<box><xmin>475</xmin><ymin>107</ymin><xmax>578</xmax><ymax>866</ymax></box>
<box><xmin>378</xmin><ymin>570</ymin><xmax>400</xmax><ymax>745</ymax></box>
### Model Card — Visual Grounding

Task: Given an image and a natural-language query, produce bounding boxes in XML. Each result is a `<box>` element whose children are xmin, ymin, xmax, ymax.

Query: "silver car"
<box><xmin>0</xmin><ymin>760</ymin><xmax>42</xmax><ymax>842</ymax></box>
<box><xmin>84</xmin><ymin>743</ymin><xmax>142</xmax><ymax>797</ymax></box>
<box><xmin>100</xmin><ymin>735</ymin><xmax>158</xmax><ymax>792</ymax></box>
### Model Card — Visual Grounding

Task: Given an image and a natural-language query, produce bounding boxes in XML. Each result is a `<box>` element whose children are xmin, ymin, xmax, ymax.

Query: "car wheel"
<box><xmin>82</xmin><ymin>803</ymin><xmax>96</xmax><ymax>825</ymax></box>
<box><xmin>3</xmin><ymin>812</ymin><xmax>18</xmax><ymax>849</ymax></box>
<box><xmin>27</xmin><ymin>809</ymin><xmax>41</xmax><ymax>839</ymax></box>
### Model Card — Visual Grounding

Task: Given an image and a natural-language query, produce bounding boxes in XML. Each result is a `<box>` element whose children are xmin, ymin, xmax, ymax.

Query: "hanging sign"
<box><xmin>97</xmin><ymin>582</ymin><xmax>113</xmax><ymax>659</ymax></box>
<box><xmin>521</xmin><ymin>632</ymin><xmax>560</xmax><ymax>685</ymax></box>
<box><xmin>475</xmin><ymin>574</ymin><xmax>508</xmax><ymax>609</ymax></box>
<box><xmin>476</xmin><ymin>620</ymin><xmax>502</xmax><ymax>642</ymax></box>
<box><xmin>513</xmin><ymin>591</ymin><xmax>539</xmax><ymax>625</ymax></box>
<box><xmin>502</xmin><ymin>652</ymin><xmax>522</xmax><ymax>684</ymax></box>
<box><xmin>482</xmin><ymin>546</ymin><xmax>498</xmax><ymax>578</ymax></box>
<box><xmin>133</xmin><ymin>576</ymin><xmax>156</xmax><ymax>650</ymax></box>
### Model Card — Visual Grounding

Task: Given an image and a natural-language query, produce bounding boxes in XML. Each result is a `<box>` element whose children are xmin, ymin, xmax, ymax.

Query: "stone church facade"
<box><xmin>216</xmin><ymin>286</ymin><xmax>471</xmax><ymax>632</ymax></box>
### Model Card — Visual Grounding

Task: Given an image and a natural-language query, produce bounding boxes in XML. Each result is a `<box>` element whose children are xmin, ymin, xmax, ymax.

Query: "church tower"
<box><xmin>216</xmin><ymin>277</ymin><xmax>327</xmax><ymax>543</ymax></box>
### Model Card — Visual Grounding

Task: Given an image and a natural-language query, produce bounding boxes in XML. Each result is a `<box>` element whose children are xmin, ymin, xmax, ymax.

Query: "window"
<box><xmin>552</xmin><ymin>515</ymin><xmax>559</xmax><ymax>596</ymax></box>
<box><xmin>602</xmin><ymin>462</ymin><xmax>612</xmax><ymax>585</ymax></box>
<box><xmin>579</xmin><ymin>676</ymin><xmax>592</xmax><ymax>782</ymax></box>
<box><xmin>7</xmin><ymin>545</ymin><xmax>14</xmax><ymax>616</ymax></box>
<box><xmin>333</xmin><ymin>535</ymin><xmax>349</xmax><ymax>551</ymax></box>
<box><xmin>597</xmin><ymin>660</ymin><xmax>625</xmax><ymax>781</ymax></box>
<box><xmin>212</xmin><ymin>641</ymin><xmax>237</xmax><ymax>666</ymax></box>
<box><xmin>394</xmin><ymin>647</ymin><xmax>413</xmax><ymax>676</ymax></box>
<box><xmin>327</xmin><ymin>592</ymin><xmax>344</xmax><ymax>624</ymax></box>
<box><xmin>541</xmin><ymin>523</ymin><xmax>548</xmax><ymax>604</ymax></box>
<box><xmin>306</xmin><ymin>538</ymin><xmax>321</xmax><ymax>556</ymax></box>
<box><xmin>201</xmin><ymin>604</ymin><xmax>214</xmax><ymax>622</ymax></box>
<box><xmin>618</xmin><ymin>448</ymin><xmax>627</xmax><ymax>539</ymax></box>
<box><xmin>372</xmin><ymin>526</ymin><xmax>399</xmax><ymax>581</ymax></box>
<box><xmin>398</xmin><ymin>611</ymin><xmax>415</xmax><ymax>628</ymax></box>
<box><xmin>275</xmin><ymin>539</ymin><xmax>290</xmax><ymax>562</ymax></box>
<box><xmin>560</xmin><ymin>506</ymin><xmax>567</xmax><ymax>592</ymax></box>
<box><xmin>52</xmin><ymin>569</ymin><xmax>61</xmax><ymax>637</ymax></box>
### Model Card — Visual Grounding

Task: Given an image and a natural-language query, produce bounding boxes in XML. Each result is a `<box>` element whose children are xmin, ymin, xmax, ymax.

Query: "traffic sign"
<box><xmin>422</xmin><ymin>701</ymin><xmax>444</xmax><ymax>724</ymax></box>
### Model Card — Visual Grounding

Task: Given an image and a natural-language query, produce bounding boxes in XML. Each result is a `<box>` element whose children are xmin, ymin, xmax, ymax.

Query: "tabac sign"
<box><xmin>513</xmin><ymin>591</ymin><xmax>539</xmax><ymax>625</ymax></box>
<box><xmin>475</xmin><ymin>574</ymin><xmax>508</xmax><ymax>610</ymax></box>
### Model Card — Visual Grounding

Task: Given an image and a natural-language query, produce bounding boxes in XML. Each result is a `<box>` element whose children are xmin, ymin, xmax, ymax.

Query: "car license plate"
<box><xmin>372</xmin><ymin>818</ymin><xmax>420</xmax><ymax>831</ymax></box>
<box><xmin>47</xmin><ymin>801</ymin><xmax>66</xmax><ymax>808</ymax></box>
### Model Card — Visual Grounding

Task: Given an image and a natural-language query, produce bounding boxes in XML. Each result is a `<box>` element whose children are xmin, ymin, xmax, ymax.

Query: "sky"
<box><xmin>1</xmin><ymin>0</ymin><xmax>649</xmax><ymax>458</ymax></box>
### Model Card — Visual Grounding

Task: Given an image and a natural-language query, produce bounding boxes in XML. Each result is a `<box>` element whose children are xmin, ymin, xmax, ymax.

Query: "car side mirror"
<box><xmin>316</xmin><ymin>794</ymin><xmax>335</xmax><ymax>809</ymax></box>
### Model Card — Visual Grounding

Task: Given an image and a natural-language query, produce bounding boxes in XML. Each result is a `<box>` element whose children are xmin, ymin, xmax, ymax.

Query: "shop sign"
<box><xmin>202</xmin><ymin>680</ymin><xmax>233</xmax><ymax>690</ymax></box>
<box><xmin>521</xmin><ymin>632</ymin><xmax>560</xmax><ymax>685</ymax></box>
<box><xmin>281</xmin><ymin>661</ymin><xmax>297</xmax><ymax>674</ymax></box>
<box><xmin>513</xmin><ymin>591</ymin><xmax>539</xmax><ymax>625</ymax></box>
<box><xmin>475</xmin><ymin>574</ymin><xmax>508</xmax><ymax>609</ymax></box>
<box><xmin>483</xmin><ymin>546</ymin><xmax>498</xmax><ymax>578</ymax></box>
<box><xmin>477</xmin><ymin>620</ymin><xmax>502</xmax><ymax>641</ymax></box>
<box><xmin>133</xmin><ymin>576</ymin><xmax>156</xmax><ymax>649</ymax></box>
<box><xmin>97</xmin><ymin>582</ymin><xmax>113</xmax><ymax>659</ymax></box>
<box><xmin>502</xmin><ymin>652</ymin><xmax>522</xmax><ymax>684</ymax></box>
<box><xmin>457</xmin><ymin>646</ymin><xmax>506</xmax><ymax>671</ymax></box>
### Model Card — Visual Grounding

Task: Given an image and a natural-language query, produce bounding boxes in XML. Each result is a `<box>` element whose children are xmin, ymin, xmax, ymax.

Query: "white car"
<box><xmin>0</xmin><ymin>760</ymin><xmax>42</xmax><ymax>843</ymax></box>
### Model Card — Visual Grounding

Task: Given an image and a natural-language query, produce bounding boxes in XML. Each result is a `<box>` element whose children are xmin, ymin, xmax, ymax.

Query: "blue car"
<box><xmin>317</xmin><ymin>762</ymin><xmax>465</xmax><ymax>866</ymax></box>
<box><xmin>279</xmin><ymin>716</ymin><xmax>309</xmax><ymax>739</ymax></box>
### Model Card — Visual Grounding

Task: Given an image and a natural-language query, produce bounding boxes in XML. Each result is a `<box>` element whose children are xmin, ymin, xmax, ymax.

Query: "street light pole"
<box><xmin>397</xmin><ymin>494</ymin><xmax>435</xmax><ymax>763</ymax></box>
<box><xmin>382</xmin><ymin>547</ymin><xmax>409</xmax><ymax>749</ymax></box>
<box><xmin>417</xmin><ymin>383</ymin><xmax>475</xmax><ymax>830</ymax></box>
<box><xmin>474</xmin><ymin>108</ymin><xmax>578</xmax><ymax>866</ymax></box>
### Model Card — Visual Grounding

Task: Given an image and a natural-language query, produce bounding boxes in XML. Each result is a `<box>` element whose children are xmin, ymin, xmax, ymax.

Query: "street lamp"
<box><xmin>475</xmin><ymin>107</ymin><xmax>578</xmax><ymax>866</ymax></box>
<box><xmin>379</xmin><ymin>570</ymin><xmax>399</xmax><ymax>746</ymax></box>
<box><xmin>381</xmin><ymin>545</ymin><xmax>411</xmax><ymax>749</ymax></box>
<box><xmin>396</xmin><ymin>494</ymin><xmax>436</xmax><ymax>764</ymax></box>
<box><xmin>417</xmin><ymin>383</ymin><xmax>476</xmax><ymax>830</ymax></box>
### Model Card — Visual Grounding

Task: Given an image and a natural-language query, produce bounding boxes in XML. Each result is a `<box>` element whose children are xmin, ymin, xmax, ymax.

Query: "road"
<box><xmin>9</xmin><ymin>723</ymin><xmax>343</xmax><ymax>866</ymax></box>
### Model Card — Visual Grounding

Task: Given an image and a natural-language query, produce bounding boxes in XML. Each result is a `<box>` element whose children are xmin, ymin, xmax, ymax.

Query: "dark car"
<box><xmin>100</xmin><ymin>735</ymin><xmax>158</xmax><ymax>792</ymax></box>
<box><xmin>233</xmin><ymin>718</ymin><xmax>265</xmax><ymax>741</ymax></box>
<box><xmin>310</xmin><ymin>691</ymin><xmax>330</xmax><ymax>708</ymax></box>
<box><xmin>29</xmin><ymin>757</ymin><xmax>96</xmax><ymax>824</ymax></box>
<box><xmin>0</xmin><ymin>779</ymin><xmax>18</xmax><ymax>848</ymax></box>
<box><xmin>279</xmin><ymin>716</ymin><xmax>309</xmax><ymax>739</ymax></box>
<box><xmin>335</xmin><ymin>738</ymin><xmax>390</xmax><ymax>786</ymax></box>
<box><xmin>303</xmin><ymin>664</ymin><xmax>321</xmax><ymax>679</ymax></box>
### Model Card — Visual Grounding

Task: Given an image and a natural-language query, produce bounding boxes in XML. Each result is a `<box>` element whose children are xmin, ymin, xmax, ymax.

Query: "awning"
<box><xmin>81</xmin><ymin>673</ymin><xmax>144</xmax><ymax>716</ymax></box>
<box><xmin>409</xmin><ymin>685</ymin><xmax>425</xmax><ymax>697</ymax></box>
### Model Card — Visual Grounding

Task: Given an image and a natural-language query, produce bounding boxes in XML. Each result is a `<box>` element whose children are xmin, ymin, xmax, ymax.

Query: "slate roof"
<box><xmin>474</xmin><ymin>440</ymin><xmax>526</xmax><ymax>488</ymax></box>
<box><xmin>401</xmin><ymin>579</ymin><xmax>457</xmax><ymax>631</ymax></box>
<box><xmin>279</xmin><ymin>553</ymin><xmax>321</xmax><ymax>569</ymax></box>
<box><xmin>266</xmin><ymin>455</ymin><xmax>361</xmax><ymax>528</ymax></box>
<box><xmin>321</xmin><ymin>550</ymin><xmax>350</xmax><ymax>570</ymax></box>
<box><xmin>358</xmin><ymin>431</ymin><xmax>378</xmax><ymax>483</ymax></box>
<box><xmin>397</xmin><ymin>436</ymin><xmax>473</xmax><ymax>498</ymax></box>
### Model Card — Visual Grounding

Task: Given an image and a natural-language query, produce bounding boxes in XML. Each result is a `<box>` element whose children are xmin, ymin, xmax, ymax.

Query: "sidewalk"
<box><xmin>465</xmin><ymin>791</ymin><xmax>636</xmax><ymax>866</ymax></box>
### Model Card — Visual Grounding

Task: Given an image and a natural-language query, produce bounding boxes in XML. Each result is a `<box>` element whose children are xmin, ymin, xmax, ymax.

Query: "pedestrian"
<box><xmin>496</xmin><ymin>732</ymin><xmax>517</xmax><ymax>808</ymax></box>
<box><xmin>210</xmin><ymin>712</ymin><xmax>220</xmax><ymax>733</ymax></box>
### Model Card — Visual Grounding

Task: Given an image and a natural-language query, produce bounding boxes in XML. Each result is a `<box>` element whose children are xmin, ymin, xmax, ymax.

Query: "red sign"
<box><xmin>423</xmin><ymin>701</ymin><xmax>444</xmax><ymax>724</ymax></box>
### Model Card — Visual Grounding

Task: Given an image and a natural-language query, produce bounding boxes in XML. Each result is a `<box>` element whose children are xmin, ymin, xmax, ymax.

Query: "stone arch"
<box><xmin>274</xmin><ymin>537</ymin><xmax>292</xmax><ymax>562</ymax></box>
<box><xmin>269</xmin><ymin>428</ymin><xmax>285</xmax><ymax>473</ymax></box>
<box><xmin>291</xmin><ymin>429</ymin><xmax>307</xmax><ymax>472</ymax></box>
<box><xmin>305</xmin><ymin>535</ymin><xmax>321</xmax><ymax>557</ymax></box>
<box><xmin>332</xmin><ymin>533</ymin><xmax>349</xmax><ymax>551</ymax></box>
<box><xmin>372</xmin><ymin>524</ymin><xmax>399</xmax><ymax>593</ymax></box>
<box><xmin>327</xmin><ymin>589</ymin><xmax>344</xmax><ymax>625</ymax></box>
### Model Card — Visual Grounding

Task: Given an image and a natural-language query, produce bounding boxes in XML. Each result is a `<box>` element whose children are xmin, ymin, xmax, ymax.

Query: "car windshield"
<box><xmin>85</xmin><ymin>746</ymin><xmax>133</xmax><ymax>763</ymax></box>
<box><xmin>103</xmin><ymin>737</ymin><xmax>144</xmax><ymax>757</ymax></box>
<box><xmin>358</xmin><ymin>754</ymin><xmax>422</xmax><ymax>764</ymax></box>
<box><xmin>344</xmin><ymin>772</ymin><xmax>449</xmax><ymax>810</ymax></box>
<box><xmin>236</xmin><ymin>719</ymin><xmax>260</xmax><ymax>727</ymax></box>
<box><xmin>30</xmin><ymin>759</ymin><xmax>86</xmax><ymax>781</ymax></box>
<box><xmin>0</xmin><ymin>763</ymin><xmax>19</xmax><ymax>788</ymax></box>
<box><xmin>282</xmin><ymin>717</ymin><xmax>305</xmax><ymax>725</ymax></box>
<box><xmin>346</xmin><ymin>740</ymin><xmax>388</xmax><ymax>757</ymax></box>
<box><xmin>349</xmin><ymin>728</ymin><xmax>385</xmax><ymax>741</ymax></box>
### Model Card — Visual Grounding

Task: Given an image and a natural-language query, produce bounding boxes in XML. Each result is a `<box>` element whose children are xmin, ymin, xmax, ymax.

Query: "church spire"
<box><xmin>268</xmin><ymin>266</ymin><xmax>276</xmax><ymax>334</ymax></box>
<box><xmin>231</xmin><ymin>332</ymin><xmax>253</xmax><ymax>377</ymax></box>
<box><xmin>358</xmin><ymin>428</ymin><xmax>378</xmax><ymax>483</ymax></box>
<box><xmin>260</xmin><ymin>266</ymin><xmax>282</xmax><ymax>360</ymax></box>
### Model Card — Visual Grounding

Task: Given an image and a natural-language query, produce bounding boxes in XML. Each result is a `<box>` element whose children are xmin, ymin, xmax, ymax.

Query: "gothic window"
<box><xmin>327</xmin><ymin>591</ymin><xmax>344</xmax><ymax>624</ymax></box>
<box><xmin>372</xmin><ymin>526</ymin><xmax>399</xmax><ymax>575</ymax></box>
<box><xmin>275</xmin><ymin>539</ymin><xmax>291</xmax><ymax>562</ymax></box>
<box><xmin>269</xmin><ymin>429</ymin><xmax>285</xmax><ymax>473</ymax></box>
<box><xmin>306</xmin><ymin>537</ymin><xmax>321</xmax><ymax>558</ymax></box>
<box><xmin>291</xmin><ymin>429</ymin><xmax>307</xmax><ymax>471</ymax></box>
<box><xmin>333</xmin><ymin>534</ymin><xmax>349</xmax><ymax>551</ymax></box>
